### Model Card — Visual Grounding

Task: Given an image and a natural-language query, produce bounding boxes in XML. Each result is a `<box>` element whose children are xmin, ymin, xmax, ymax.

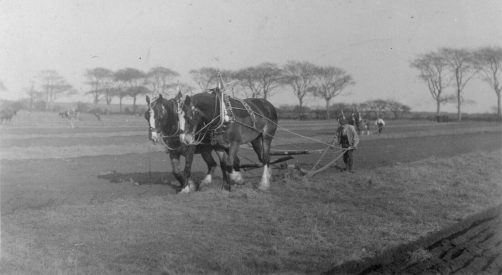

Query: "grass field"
<box><xmin>1</xmin><ymin>111</ymin><xmax>501</xmax><ymax>274</ymax></box>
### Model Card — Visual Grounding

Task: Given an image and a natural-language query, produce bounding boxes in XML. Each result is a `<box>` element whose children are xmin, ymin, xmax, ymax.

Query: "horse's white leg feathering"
<box><xmin>258</xmin><ymin>165</ymin><xmax>271</xmax><ymax>191</ymax></box>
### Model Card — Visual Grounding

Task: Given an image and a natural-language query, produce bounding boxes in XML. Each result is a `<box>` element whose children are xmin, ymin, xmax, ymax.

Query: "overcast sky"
<box><xmin>1</xmin><ymin>0</ymin><xmax>501</xmax><ymax>112</ymax></box>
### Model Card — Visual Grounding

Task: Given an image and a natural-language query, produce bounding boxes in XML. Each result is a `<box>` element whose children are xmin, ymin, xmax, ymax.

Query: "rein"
<box><xmin>187</xmin><ymin>95</ymin><xmax>223</xmax><ymax>145</ymax></box>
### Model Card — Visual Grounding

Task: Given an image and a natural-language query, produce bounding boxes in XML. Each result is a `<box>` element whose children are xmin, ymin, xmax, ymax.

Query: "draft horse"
<box><xmin>145</xmin><ymin>93</ymin><xmax>241</xmax><ymax>193</ymax></box>
<box><xmin>178</xmin><ymin>90</ymin><xmax>278</xmax><ymax>191</ymax></box>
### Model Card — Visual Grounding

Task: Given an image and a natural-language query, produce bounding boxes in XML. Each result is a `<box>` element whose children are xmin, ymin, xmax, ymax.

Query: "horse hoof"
<box><xmin>180</xmin><ymin>185</ymin><xmax>192</xmax><ymax>193</ymax></box>
<box><xmin>220</xmin><ymin>184</ymin><xmax>231</xmax><ymax>192</ymax></box>
<box><xmin>230</xmin><ymin>171</ymin><xmax>244</xmax><ymax>185</ymax></box>
<box><xmin>200</xmin><ymin>175</ymin><xmax>212</xmax><ymax>185</ymax></box>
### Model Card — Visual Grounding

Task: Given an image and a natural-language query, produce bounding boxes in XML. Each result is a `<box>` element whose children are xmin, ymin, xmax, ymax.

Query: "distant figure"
<box><xmin>375</xmin><ymin>118</ymin><xmax>385</xmax><ymax>134</ymax></box>
<box><xmin>93</xmin><ymin>111</ymin><xmax>101</xmax><ymax>121</ymax></box>
<box><xmin>363</xmin><ymin>119</ymin><xmax>371</xmax><ymax>135</ymax></box>
<box><xmin>354</xmin><ymin>112</ymin><xmax>362</xmax><ymax>135</ymax></box>
<box><xmin>337</xmin><ymin>118</ymin><xmax>360</xmax><ymax>173</ymax></box>
<box><xmin>349</xmin><ymin>112</ymin><xmax>356</xmax><ymax>126</ymax></box>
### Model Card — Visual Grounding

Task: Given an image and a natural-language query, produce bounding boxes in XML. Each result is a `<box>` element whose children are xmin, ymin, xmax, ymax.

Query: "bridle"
<box><xmin>177</xmin><ymin>92</ymin><xmax>226</xmax><ymax>145</ymax></box>
<box><xmin>148</xmin><ymin>98</ymin><xmax>183</xmax><ymax>146</ymax></box>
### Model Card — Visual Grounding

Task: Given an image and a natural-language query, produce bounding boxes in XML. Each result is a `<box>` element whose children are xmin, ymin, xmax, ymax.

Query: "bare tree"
<box><xmin>310</xmin><ymin>66</ymin><xmax>355</xmax><ymax>119</ymax></box>
<box><xmin>410</xmin><ymin>52</ymin><xmax>451</xmax><ymax>120</ymax></box>
<box><xmin>126</xmin><ymin>86</ymin><xmax>151</xmax><ymax>113</ymax></box>
<box><xmin>218</xmin><ymin>70</ymin><xmax>244</xmax><ymax>97</ymax></box>
<box><xmin>102</xmin><ymin>72</ymin><xmax>116</xmax><ymax>105</ymax></box>
<box><xmin>85</xmin><ymin>67</ymin><xmax>113</xmax><ymax>105</ymax></box>
<box><xmin>281</xmin><ymin>61</ymin><xmax>317</xmax><ymax>119</ymax></box>
<box><xmin>114</xmin><ymin>68</ymin><xmax>147</xmax><ymax>113</ymax></box>
<box><xmin>176</xmin><ymin>82</ymin><xmax>197</xmax><ymax>95</ymax></box>
<box><xmin>255</xmin><ymin>63</ymin><xmax>283</xmax><ymax>100</ymax></box>
<box><xmin>189</xmin><ymin>67</ymin><xmax>219</xmax><ymax>90</ymax></box>
<box><xmin>38</xmin><ymin>70</ymin><xmax>73</xmax><ymax>111</ymax></box>
<box><xmin>387</xmin><ymin>100</ymin><xmax>411</xmax><ymax>119</ymax></box>
<box><xmin>234</xmin><ymin>67</ymin><xmax>262</xmax><ymax>98</ymax></box>
<box><xmin>365</xmin><ymin>99</ymin><xmax>389</xmax><ymax>118</ymax></box>
<box><xmin>147</xmin><ymin>66</ymin><xmax>179</xmax><ymax>96</ymax></box>
<box><xmin>440</xmin><ymin>48</ymin><xmax>478</xmax><ymax>121</ymax></box>
<box><xmin>474</xmin><ymin>46</ymin><xmax>502</xmax><ymax>121</ymax></box>
<box><xmin>23</xmin><ymin>81</ymin><xmax>43</xmax><ymax>110</ymax></box>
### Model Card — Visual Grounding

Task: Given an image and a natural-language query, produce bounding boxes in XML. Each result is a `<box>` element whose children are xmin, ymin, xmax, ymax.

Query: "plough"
<box><xmin>239</xmin><ymin>141</ymin><xmax>348</xmax><ymax>178</ymax></box>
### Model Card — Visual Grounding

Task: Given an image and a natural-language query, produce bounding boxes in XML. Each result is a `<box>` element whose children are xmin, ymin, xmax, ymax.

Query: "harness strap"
<box><xmin>237</xmin><ymin>99</ymin><xmax>256</xmax><ymax>129</ymax></box>
<box><xmin>223</xmin><ymin>94</ymin><xmax>234</xmax><ymax>122</ymax></box>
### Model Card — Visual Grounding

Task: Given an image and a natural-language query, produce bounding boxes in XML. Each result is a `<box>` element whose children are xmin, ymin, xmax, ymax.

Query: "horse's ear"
<box><xmin>184</xmin><ymin>95</ymin><xmax>191</xmax><ymax>107</ymax></box>
<box><xmin>176</xmin><ymin>90</ymin><xmax>183</xmax><ymax>100</ymax></box>
<box><xmin>158</xmin><ymin>93</ymin><xmax>163</xmax><ymax>100</ymax></box>
<box><xmin>146</xmin><ymin>95</ymin><xmax>150</xmax><ymax>105</ymax></box>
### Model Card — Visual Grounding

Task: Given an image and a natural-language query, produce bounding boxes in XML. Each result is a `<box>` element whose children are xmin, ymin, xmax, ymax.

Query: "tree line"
<box><xmin>14</xmin><ymin>45</ymin><xmax>502</xmax><ymax>121</ymax></box>
<box><xmin>21</xmin><ymin>61</ymin><xmax>356</xmax><ymax>119</ymax></box>
<box><xmin>410</xmin><ymin>46</ymin><xmax>502</xmax><ymax>121</ymax></box>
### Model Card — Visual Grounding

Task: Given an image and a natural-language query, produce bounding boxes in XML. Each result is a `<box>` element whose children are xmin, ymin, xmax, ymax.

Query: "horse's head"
<box><xmin>145</xmin><ymin>94</ymin><xmax>174</xmax><ymax>144</ymax></box>
<box><xmin>178</xmin><ymin>94</ymin><xmax>205</xmax><ymax>145</ymax></box>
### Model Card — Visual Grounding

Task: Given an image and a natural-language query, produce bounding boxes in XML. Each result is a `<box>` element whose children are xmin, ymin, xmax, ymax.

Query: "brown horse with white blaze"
<box><xmin>145</xmin><ymin>93</ymin><xmax>241</xmax><ymax>192</ymax></box>
<box><xmin>178</xmin><ymin>90</ymin><xmax>278</xmax><ymax>191</ymax></box>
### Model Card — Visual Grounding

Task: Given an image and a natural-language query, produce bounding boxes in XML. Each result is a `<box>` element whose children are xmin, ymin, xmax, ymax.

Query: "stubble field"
<box><xmin>1</xmin><ymin>111</ymin><xmax>501</xmax><ymax>274</ymax></box>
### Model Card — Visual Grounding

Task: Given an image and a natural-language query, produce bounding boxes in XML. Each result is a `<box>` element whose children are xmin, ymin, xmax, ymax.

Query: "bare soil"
<box><xmin>2</xmin><ymin>132</ymin><xmax>501</xmax><ymax>216</ymax></box>
<box><xmin>326</xmin><ymin>204</ymin><xmax>502</xmax><ymax>274</ymax></box>
<box><xmin>1</xmin><ymin>115</ymin><xmax>501</xmax><ymax>274</ymax></box>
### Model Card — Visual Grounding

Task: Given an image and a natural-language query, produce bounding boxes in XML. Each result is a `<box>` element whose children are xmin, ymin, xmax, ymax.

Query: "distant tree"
<box><xmin>255</xmin><ymin>63</ymin><xmax>283</xmax><ymax>100</ymax></box>
<box><xmin>111</xmin><ymin>87</ymin><xmax>126</xmax><ymax>112</ymax></box>
<box><xmin>281</xmin><ymin>61</ymin><xmax>317</xmax><ymax>119</ymax></box>
<box><xmin>23</xmin><ymin>82</ymin><xmax>43</xmax><ymax>110</ymax></box>
<box><xmin>102</xmin><ymin>73</ymin><xmax>115</xmax><ymax>105</ymax></box>
<box><xmin>38</xmin><ymin>70</ymin><xmax>73</xmax><ymax>111</ymax></box>
<box><xmin>364</xmin><ymin>99</ymin><xmax>389</xmax><ymax>118</ymax></box>
<box><xmin>125</xmin><ymin>86</ymin><xmax>151</xmax><ymax>113</ymax></box>
<box><xmin>410</xmin><ymin>51</ymin><xmax>451</xmax><ymax>119</ymax></box>
<box><xmin>387</xmin><ymin>100</ymin><xmax>411</xmax><ymax>119</ymax></box>
<box><xmin>331</xmin><ymin>102</ymin><xmax>352</xmax><ymax>119</ymax></box>
<box><xmin>440</xmin><ymin>48</ymin><xmax>478</xmax><ymax>121</ymax></box>
<box><xmin>234</xmin><ymin>66</ymin><xmax>262</xmax><ymax>98</ymax></box>
<box><xmin>474</xmin><ymin>46</ymin><xmax>502</xmax><ymax>121</ymax></box>
<box><xmin>85</xmin><ymin>67</ymin><xmax>114</xmax><ymax>105</ymax></box>
<box><xmin>114</xmin><ymin>68</ymin><xmax>146</xmax><ymax>113</ymax></box>
<box><xmin>147</xmin><ymin>66</ymin><xmax>179</xmax><ymax>96</ymax></box>
<box><xmin>175</xmin><ymin>82</ymin><xmax>197</xmax><ymax>95</ymax></box>
<box><xmin>216</xmin><ymin>70</ymin><xmax>241</xmax><ymax>97</ymax></box>
<box><xmin>310</xmin><ymin>66</ymin><xmax>355</xmax><ymax>119</ymax></box>
<box><xmin>189</xmin><ymin>67</ymin><xmax>219</xmax><ymax>90</ymax></box>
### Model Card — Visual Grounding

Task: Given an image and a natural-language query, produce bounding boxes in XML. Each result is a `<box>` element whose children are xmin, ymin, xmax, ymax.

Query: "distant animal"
<box><xmin>59</xmin><ymin>111</ymin><xmax>68</xmax><ymax>119</ymax></box>
<box><xmin>375</xmin><ymin>118</ymin><xmax>385</xmax><ymax>134</ymax></box>
<box><xmin>0</xmin><ymin>109</ymin><xmax>17</xmax><ymax>123</ymax></box>
<box><xmin>59</xmin><ymin>110</ymin><xmax>78</xmax><ymax>128</ymax></box>
<box><xmin>178</xmin><ymin>88</ymin><xmax>278</xmax><ymax>191</ymax></box>
<box><xmin>145</xmin><ymin>93</ymin><xmax>241</xmax><ymax>192</ymax></box>
<box><xmin>59</xmin><ymin>110</ymin><xmax>78</xmax><ymax>120</ymax></box>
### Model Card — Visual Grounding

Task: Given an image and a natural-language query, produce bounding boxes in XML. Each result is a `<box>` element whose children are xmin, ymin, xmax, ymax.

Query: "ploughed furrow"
<box><xmin>325</xmin><ymin>204</ymin><xmax>502</xmax><ymax>274</ymax></box>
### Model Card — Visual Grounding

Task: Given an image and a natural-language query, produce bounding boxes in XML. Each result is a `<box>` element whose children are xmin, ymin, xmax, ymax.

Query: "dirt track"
<box><xmin>326</xmin><ymin>204</ymin><xmax>502</xmax><ymax>274</ymax></box>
